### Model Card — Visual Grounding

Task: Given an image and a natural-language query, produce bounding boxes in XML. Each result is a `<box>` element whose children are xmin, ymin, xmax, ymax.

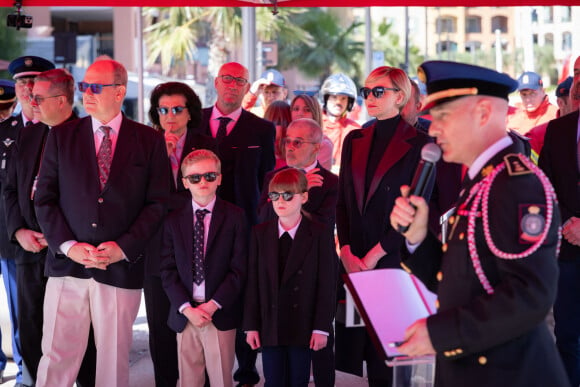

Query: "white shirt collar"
<box><xmin>468</xmin><ymin>135</ymin><xmax>513</xmax><ymax>180</ymax></box>
<box><xmin>278</xmin><ymin>216</ymin><xmax>302</xmax><ymax>239</ymax></box>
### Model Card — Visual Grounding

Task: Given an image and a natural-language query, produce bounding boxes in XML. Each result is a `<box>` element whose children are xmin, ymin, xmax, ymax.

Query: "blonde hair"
<box><xmin>180</xmin><ymin>149</ymin><xmax>221</xmax><ymax>175</ymax></box>
<box><xmin>366</xmin><ymin>66</ymin><xmax>411</xmax><ymax>110</ymax></box>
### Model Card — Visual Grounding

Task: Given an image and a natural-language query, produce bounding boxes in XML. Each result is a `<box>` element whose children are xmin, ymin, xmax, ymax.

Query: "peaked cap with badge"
<box><xmin>8</xmin><ymin>56</ymin><xmax>55</xmax><ymax>79</ymax></box>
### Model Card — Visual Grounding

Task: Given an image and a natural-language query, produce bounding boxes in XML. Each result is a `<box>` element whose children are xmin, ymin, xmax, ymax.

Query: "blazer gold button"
<box><xmin>436</xmin><ymin>271</ymin><xmax>443</xmax><ymax>281</ymax></box>
<box><xmin>98</xmin><ymin>198</ymin><xmax>104</xmax><ymax>203</ymax></box>
<box><xmin>91</xmin><ymin>223</ymin><xmax>97</xmax><ymax>228</ymax></box>
<box><xmin>442</xmin><ymin>243</ymin><xmax>448</xmax><ymax>253</ymax></box>
<box><xmin>459</xmin><ymin>232</ymin><xmax>465</xmax><ymax>240</ymax></box>
<box><xmin>435</xmin><ymin>299</ymin><xmax>440</xmax><ymax>309</ymax></box>
<box><xmin>448</xmin><ymin>216</ymin><xmax>455</xmax><ymax>225</ymax></box>
<box><xmin>478</xmin><ymin>356</ymin><xmax>487</xmax><ymax>365</ymax></box>
<box><xmin>456</xmin><ymin>348</ymin><xmax>463</xmax><ymax>354</ymax></box>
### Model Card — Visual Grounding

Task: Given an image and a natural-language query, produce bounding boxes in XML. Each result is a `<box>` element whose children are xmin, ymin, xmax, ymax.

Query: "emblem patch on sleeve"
<box><xmin>504</xmin><ymin>154</ymin><xmax>532</xmax><ymax>176</ymax></box>
<box><xmin>519</xmin><ymin>204</ymin><xmax>547</xmax><ymax>243</ymax></box>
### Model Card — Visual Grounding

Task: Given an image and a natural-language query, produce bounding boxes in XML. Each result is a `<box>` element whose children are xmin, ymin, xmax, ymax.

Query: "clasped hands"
<box><xmin>67</xmin><ymin>241</ymin><xmax>124</xmax><ymax>270</ymax></box>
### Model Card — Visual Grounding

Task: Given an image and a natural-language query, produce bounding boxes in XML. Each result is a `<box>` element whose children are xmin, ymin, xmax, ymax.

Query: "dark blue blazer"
<box><xmin>160</xmin><ymin>197</ymin><xmax>248</xmax><ymax>332</ymax></box>
<box><xmin>34</xmin><ymin>115</ymin><xmax>170</xmax><ymax>289</ymax></box>
<box><xmin>539</xmin><ymin>110</ymin><xmax>580</xmax><ymax>261</ymax></box>
<box><xmin>195</xmin><ymin>108</ymin><xmax>275</xmax><ymax>226</ymax></box>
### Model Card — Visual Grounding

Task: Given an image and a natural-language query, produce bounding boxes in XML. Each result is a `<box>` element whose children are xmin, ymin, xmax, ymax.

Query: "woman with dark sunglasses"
<box><xmin>334</xmin><ymin>66</ymin><xmax>435</xmax><ymax>386</ymax></box>
<box><xmin>145</xmin><ymin>81</ymin><xmax>216</xmax><ymax>387</ymax></box>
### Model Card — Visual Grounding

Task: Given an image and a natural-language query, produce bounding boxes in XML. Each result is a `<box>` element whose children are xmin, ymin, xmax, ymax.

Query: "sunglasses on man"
<box><xmin>183</xmin><ymin>172</ymin><xmax>220</xmax><ymax>184</ymax></box>
<box><xmin>78</xmin><ymin>82</ymin><xmax>122</xmax><ymax>94</ymax></box>
<box><xmin>360</xmin><ymin>86</ymin><xmax>400</xmax><ymax>100</ymax></box>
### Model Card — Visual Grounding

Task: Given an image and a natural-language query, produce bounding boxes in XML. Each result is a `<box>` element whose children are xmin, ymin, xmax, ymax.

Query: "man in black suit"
<box><xmin>33</xmin><ymin>59</ymin><xmax>169</xmax><ymax>386</ymax></box>
<box><xmin>539</xmin><ymin>54</ymin><xmax>580</xmax><ymax>387</ymax></box>
<box><xmin>4</xmin><ymin>68</ymin><xmax>96</xmax><ymax>387</ymax></box>
<box><xmin>391</xmin><ymin>60</ymin><xmax>568</xmax><ymax>386</ymax></box>
<box><xmin>194</xmin><ymin>62</ymin><xmax>275</xmax><ymax>386</ymax></box>
<box><xmin>258</xmin><ymin>118</ymin><xmax>338</xmax><ymax>228</ymax></box>
<box><xmin>2</xmin><ymin>56</ymin><xmax>55</xmax><ymax>387</ymax></box>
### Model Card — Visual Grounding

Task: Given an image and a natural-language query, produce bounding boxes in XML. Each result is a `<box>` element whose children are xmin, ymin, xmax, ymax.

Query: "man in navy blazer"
<box><xmin>539</xmin><ymin>54</ymin><xmax>580</xmax><ymax>386</ymax></box>
<box><xmin>194</xmin><ymin>62</ymin><xmax>275</xmax><ymax>386</ymax></box>
<box><xmin>34</xmin><ymin>60</ymin><xmax>169</xmax><ymax>386</ymax></box>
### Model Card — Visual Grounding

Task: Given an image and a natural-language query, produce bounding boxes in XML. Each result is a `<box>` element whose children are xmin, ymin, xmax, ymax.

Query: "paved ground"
<box><xmin>0</xmin><ymin>293</ymin><xmax>369</xmax><ymax>387</ymax></box>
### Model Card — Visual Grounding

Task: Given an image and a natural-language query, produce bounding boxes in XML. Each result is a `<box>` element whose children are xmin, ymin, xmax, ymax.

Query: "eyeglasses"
<box><xmin>218</xmin><ymin>75</ymin><xmax>248</xmax><ymax>86</ymax></box>
<box><xmin>283</xmin><ymin>137</ymin><xmax>317</xmax><ymax>149</ymax></box>
<box><xmin>183</xmin><ymin>172</ymin><xmax>220</xmax><ymax>184</ymax></box>
<box><xmin>157</xmin><ymin>106</ymin><xmax>186</xmax><ymax>115</ymax></box>
<box><xmin>268</xmin><ymin>191</ymin><xmax>296</xmax><ymax>201</ymax></box>
<box><xmin>360</xmin><ymin>86</ymin><xmax>400</xmax><ymax>99</ymax></box>
<box><xmin>78</xmin><ymin>82</ymin><xmax>122</xmax><ymax>94</ymax></box>
<box><xmin>30</xmin><ymin>94</ymin><xmax>64</xmax><ymax>105</ymax></box>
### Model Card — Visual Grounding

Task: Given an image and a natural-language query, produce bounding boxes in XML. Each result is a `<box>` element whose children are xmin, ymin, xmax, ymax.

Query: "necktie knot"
<box><xmin>196</xmin><ymin>208</ymin><xmax>210</xmax><ymax>221</ymax></box>
<box><xmin>216</xmin><ymin>117</ymin><xmax>232</xmax><ymax>142</ymax></box>
<box><xmin>100</xmin><ymin>125</ymin><xmax>111</xmax><ymax>138</ymax></box>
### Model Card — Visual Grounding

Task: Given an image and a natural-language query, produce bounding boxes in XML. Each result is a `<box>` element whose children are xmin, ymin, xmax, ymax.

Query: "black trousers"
<box><xmin>16</xmin><ymin>258</ymin><xmax>96</xmax><ymax>386</ymax></box>
<box><xmin>312</xmin><ymin>327</ymin><xmax>335</xmax><ymax>387</ymax></box>
<box><xmin>143</xmin><ymin>274</ymin><xmax>179</xmax><ymax>387</ymax></box>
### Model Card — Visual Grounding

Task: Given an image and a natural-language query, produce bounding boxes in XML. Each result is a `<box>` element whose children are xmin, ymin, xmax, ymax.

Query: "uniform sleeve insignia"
<box><xmin>11</xmin><ymin>120</ymin><xmax>17</xmax><ymax>127</ymax></box>
<box><xmin>3</xmin><ymin>138</ymin><xmax>14</xmax><ymax>147</ymax></box>
<box><xmin>519</xmin><ymin>204</ymin><xmax>546</xmax><ymax>243</ymax></box>
<box><xmin>504</xmin><ymin>154</ymin><xmax>532</xmax><ymax>176</ymax></box>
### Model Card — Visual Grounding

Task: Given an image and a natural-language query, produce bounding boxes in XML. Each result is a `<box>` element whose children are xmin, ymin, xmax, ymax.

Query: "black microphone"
<box><xmin>397</xmin><ymin>143</ymin><xmax>442</xmax><ymax>233</ymax></box>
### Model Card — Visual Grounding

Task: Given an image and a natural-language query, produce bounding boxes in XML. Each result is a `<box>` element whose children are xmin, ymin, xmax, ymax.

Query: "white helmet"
<box><xmin>321</xmin><ymin>73</ymin><xmax>357</xmax><ymax>112</ymax></box>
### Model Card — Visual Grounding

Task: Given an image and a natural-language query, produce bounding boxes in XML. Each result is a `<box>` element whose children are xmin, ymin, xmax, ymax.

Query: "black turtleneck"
<box><xmin>364</xmin><ymin>115</ymin><xmax>401</xmax><ymax>201</ymax></box>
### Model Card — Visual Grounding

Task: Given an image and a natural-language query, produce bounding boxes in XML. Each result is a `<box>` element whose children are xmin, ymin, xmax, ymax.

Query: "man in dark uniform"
<box><xmin>4</xmin><ymin>68</ymin><xmax>96</xmax><ymax>387</ymax></box>
<box><xmin>390</xmin><ymin>61</ymin><xmax>569</xmax><ymax>386</ymax></box>
<box><xmin>0</xmin><ymin>79</ymin><xmax>23</xmax><ymax>385</ymax></box>
<box><xmin>2</xmin><ymin>56</ymin><xmax>54</xmax><ymax>387</ymax></box>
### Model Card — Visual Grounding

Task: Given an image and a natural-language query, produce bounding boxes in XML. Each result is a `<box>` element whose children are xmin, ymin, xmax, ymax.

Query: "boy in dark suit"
<box><xmin>244</xmin><ymin>168</ymin><xmax>337</xmax><ymax>387</ymax></box>
<box><xmin>161</xmin><ymin>149</ymin><xmax>248</xmax><ymax>387</ymax></box>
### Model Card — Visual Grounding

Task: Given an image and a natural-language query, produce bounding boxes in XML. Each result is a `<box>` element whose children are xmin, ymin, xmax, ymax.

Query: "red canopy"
<box><xmin>2</xmin><ymin>0</ymin><xmax>579</xmax><ymax>7</ymax></box>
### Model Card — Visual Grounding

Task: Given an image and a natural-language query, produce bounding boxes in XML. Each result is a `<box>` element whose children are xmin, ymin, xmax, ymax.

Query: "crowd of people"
<box><xmin>0</xmin><ymin>51</ymin><xmax>577</xmax><ymax>387</ymax></box>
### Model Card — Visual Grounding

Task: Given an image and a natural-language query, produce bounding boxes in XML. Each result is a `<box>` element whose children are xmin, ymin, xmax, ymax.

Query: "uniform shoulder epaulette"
<box><xmin>504</xmin><ymin>153</ymin><xmax>533</xmax><ymax>176</ymax></box>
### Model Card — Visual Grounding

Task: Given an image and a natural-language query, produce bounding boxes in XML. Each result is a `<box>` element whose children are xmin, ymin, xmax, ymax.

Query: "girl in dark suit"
<box><xmin>244</xmin><ymin>168</ymin><xmax>337</xmax><ymax>387</ymax></box>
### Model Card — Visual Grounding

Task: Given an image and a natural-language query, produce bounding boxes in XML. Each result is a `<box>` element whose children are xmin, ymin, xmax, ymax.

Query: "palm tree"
<box><xmin>143</xmin><ymin>7</ymin><xmax>307</xmax><ymax>78</ymax></box>
<box><xmin>143</xmin><ymin>7</ymin><xmax>204</xmax><ymax>77</ymax></box>
<box><xmin>278</xmin><ymin>9</ymin><xmax>364</xmax><ymax>85</ymax></box>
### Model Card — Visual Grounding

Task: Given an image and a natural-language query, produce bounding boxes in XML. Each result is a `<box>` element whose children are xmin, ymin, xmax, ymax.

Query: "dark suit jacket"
<box><xmin>336</xmin><ymin>117</ymin><xmax>433</xmax><ymax>266</ymax></box>
<box><xmin>405</xmin><ymin>142</ymin><xmax>568</xmax><ymax>386</ymax></box>
<box><xmin>194</xmin><ymin>108</ymin><xmax>275</xmax><ymax>226</ymax></box>
<box><xmin>257</xmin><ymin>163</ymin><xmax>338</xmax><ymax>228</ymax></box>
<box><xmin>335</xmin><ymin>117</ymin><xmax>433</xmax><ymax>375</ymax></box>
<box><xmin>145</xmin><ymin>129</ymin><xmax>216</xmax><ymax>278</ymax></box>
<box><xmin>34</xmin><ymin>115</ymin><xmax>170</xmax><ymax>289</ymax></box>
<box><xmin>0</xmin><ymin>114</ymin><xmax>22</xmax><ymax>259</ymax></box>
<box><xmin>160</xmin><ymin>197</ymin><xmax>248</xmax><ymax>332</ymax></box>
<box><xmin>243</xmin><ymin>217</ymin><xmax>337</xmax><ymax>347</ymax></box>
<box><xmin>539</xmin><ymin>110</ymin><xmax>580</xmax><ymax>261</ymax></box>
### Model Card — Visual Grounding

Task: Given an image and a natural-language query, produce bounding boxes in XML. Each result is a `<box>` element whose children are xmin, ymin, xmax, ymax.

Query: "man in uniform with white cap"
<box><xmin>390</xmin><ymin>61</ymin><xmax>569</xmax><ymax>386</ymax></box>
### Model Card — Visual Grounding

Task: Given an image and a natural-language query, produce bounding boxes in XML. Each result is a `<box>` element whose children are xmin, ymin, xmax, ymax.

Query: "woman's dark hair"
<box><xmin>148</xmin><ymin>82</ymin><xmax>202</xmax><ymax>130</ymax></box>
